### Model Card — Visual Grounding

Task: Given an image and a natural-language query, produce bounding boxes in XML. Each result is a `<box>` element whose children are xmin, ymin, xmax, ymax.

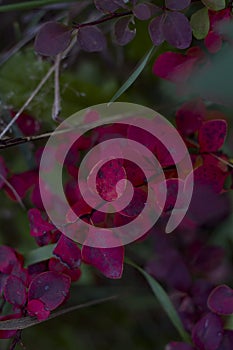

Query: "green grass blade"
<box><xmin>25</xmin><ymin>244</ymin><xmax>56</xmax><ymax>266</ymax></box>
<box><xmin>110</xmin><ymin>46</ymin><xmax>155</xmax><ymax>103</ymax></box>
<box><xmin>126</xmin><ymin>258</ymin><xmax>191</xmax><ymax>343</ymax></box>
<box><xmin>0</xmin><ymin>0</ymin><xmax>75</xmax><ymax>12</ymax></box>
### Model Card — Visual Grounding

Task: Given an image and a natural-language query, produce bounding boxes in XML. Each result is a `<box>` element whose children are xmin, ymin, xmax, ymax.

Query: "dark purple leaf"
<box><xmin>114</xmin><ymin>17</ymin><xmax>136</xmax><ymax>46</ymax></box>
<box><xmin>4</xmin><ymin>276</ymin><xmax>27</xmax><ymax>307</ymax></box>
<box><xmin>0</xmin><ymin>156</ymin><xmax>7</xmax><ymax>190</ymax></box>
<box><xmin>53</xmin><ymin>235</ymin><xmax>81</xmax><ymax>269</ymax></box>
<box><xmin>34</xmin><ymin>21</ymin><xmax>72</xmax><ymax>56</ymax></box>
<box><xmin>77</xmin><ymin>25</ymin><xmax>106</xmax><ymax>52</ymax></box>
<box><xmin>28</xmin><ymin>271</ymin><xmax>71</xmax><ymax>311</ymax></box>
<box><xmin>133</xmin><ymin>3</ymin><xmax>153</xmax><ymax>20</ymax></box>
<box><xmin>81</xmin><ymin>245</ymin><xmax>124</xmax><ymax>279</ymax></box>
<box><xmin>208</xmin><ymin>285</ymin><xmax>233</xmax><ymax>315</ymax></box>
<box><xmin>94</xmin><ymin>0</ymin><xmax>120</xmax><ymax>12</ymax></box>
<box><xmin>148</xmin><ymin>15</ymin><xmax>165</xmax><ymax>46</ymax></box>
<box><xmin>165</xmin><ymin>0</ymin><xmax>191</xmax><ymax>11</ymax></box>
<box><xmin>163</xmin><ymin>11</ymin><xmax>192</xmax><ymax>49</ymax></box>
<box><xmin>191</xmin><ymin>279</ymin><xmax>214</xmax><ymax>314</ymax></box>
<box><xmin>218</xmin><ymin>330</ymin><xmax>233</xmax><ymax>350</ymax></box>
<box><xmin>192</xmin><ymin>313</ymin><xmax>223</xmax><ymax>350</ymax></box>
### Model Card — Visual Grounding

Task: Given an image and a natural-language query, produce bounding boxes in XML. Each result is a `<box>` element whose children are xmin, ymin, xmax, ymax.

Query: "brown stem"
<box><xmin>73</xmin><ymin>10</ymin><xmax>133</xmax><ymax>29</ymax></box>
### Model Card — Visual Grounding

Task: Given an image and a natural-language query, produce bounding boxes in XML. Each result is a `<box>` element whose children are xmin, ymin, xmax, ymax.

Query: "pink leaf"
<box><xmin>81</xmin><ymin>245</ymin><xmax>124</xmax><ymax>279</ymax></box>
<box><xmin>198</xmin><ymin>119</ymin><xmax>227</xmax><ymax>152</ymax></box>
<box><xmin>208</xmin><ymin>285</ymin><xmax>233</xmax><ymax>315</ymax></box>
<box><xmin>27</xmin><ymin>299</ymin><xmax>50</xmax><ymax>321</ymax></box>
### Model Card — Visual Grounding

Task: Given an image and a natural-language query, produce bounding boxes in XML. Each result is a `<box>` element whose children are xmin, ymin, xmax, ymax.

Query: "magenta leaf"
<box><xmin>34</xmin><ymin>21</ymin><xmax>72</xmax><ymax>56</ymax></box>
<box><xmin>114</xmin><ymin>17</ymin><xmax>136</xmax><ymax>46</ymax></box>
<box><xmin>120</xmin><ymin>188</ymin><xmax>147</xmax><ymax>217</ymax></box>
<box><xmin>148</xmin><ymin>15</ymin><xmax>165</xmax><ymax>46</ymax></box>
<box><xmin>165</xmin><ymin>342</ymin><xmax>195</xmax><ymax>350</ymax></box>
<box><xmin>208</xmin><ymin>285</ymin><xmax>233</xmax><ymax>315</ymax></box>
<box><xmin>198</xmin><ymin>119</ymin><xmax>227</xmax><ymax>152</ymax></box>
<box><xmin>204</xmin><ymin>31</ymin><xmax>222</xmax><ymax>53</ymax></box>
<box><xmin>49</xmin><ymin>258</ymin><xmax>81</xmax><ymax>282</ymax></box>
<box><xmin>53</xmin><ymin>235</ymin><xmax>81</xmax><ymax>269</ymax></box>
<box><xmin>28</xmin><ymin>271</ymin><xmax>71</xmax><ymax>311</ymax></box>
<box><xmin>165</xmin><ymin>0</ymin><xmax>191</xmax><ymax>11</ymax></box>
<box><xmin>81</xmin><ymin>245</ymin><xmax>124</xmax><ymax>279</ymax></box>
<box><xmin>27</xmin><ymin>299</ymin><xmax>50</xmax><ymax>321</ymax></box>
<box><xmin>163</xmin><ymin>11</ymin><xmax>192</xmax><ymax>49</ymax></box>
<box><xmin>192</xmin><ymin>313</ymin><xmax>223</xmax><ymax>350</ymax></box>
<box><xmin>0</xmin><ymin>246</ymin><xmax>16</xmax><ymax>274</ymax></box>
<box><xmin>77</xmin><ymin>26</ymin><xmax>106</xmax><ymax>52</ymax></box>
<box><xmin>4</xmin><ymin>276</ymin><xmax>27</xmax><ymax>307</ymax></box>
<box><xmin>176</xmin><ymin>98</ymin><xmax>205</xmax><ymax>136</ymax></box>
<box><xmin>153</xmin><ymin>51</ymin><xmax>197</xmax><ymax>83</ymax></box>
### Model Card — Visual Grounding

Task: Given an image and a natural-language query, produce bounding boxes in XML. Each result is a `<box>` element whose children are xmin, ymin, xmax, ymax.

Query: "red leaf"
<box><xmin>198</xmin><ymin>119</ymin><xmax>227</xmax><ymax>152</ymax></box>
<box><xmin>49</xmin><ymin>258</ymin><xmax>81</xmax><ymax>282</ymax></box>
<box><xmin>53</xmin><ymin>235</ymin><xmax>81</xmax><ymax>269</ymax></box>
<box><xmin>28</xmin><ymin>271</ymin><xmax>71</xmax><ymax>311</ymax></box>
<box><xmin>34</xmin><ymin>21</ymin><xmax>72</xmax><ymax>56</ymax></box>
<box><xmin>77</xmin><ymin>26</ymin><xmax>106</xmax><ymax>52</ymax></box>
<box><xmin>28</xmin><ymin>208</ymin><xmax>54</xmax><ymax>237</ymax></box>
<box><xmin>81</xmin><ymin>245</ymin><xmax>124</xmax><ymax>279</ymax></box>
<box><xmin>208</xmin><ymin>285</ymin><xmax>233</xmax><ymax>315</ymax></box>
<box><xmin>120</xmin><ymin>188</ymin><xmax>147</xmax><ymax>217</ymax></box>
<box><xmin>4</xmin><ymin>276</ymin><xmax>27</xmax><ymax>307</ymax></box>
<box><xmin>192</xmin><ymin>313</ymin><xmax>223</xmax><ymax>350</ymax></box>
<box><xmin>0</xmin><ymin>246</ymin><xmax>19</xmax><ymax>274</ymax></box>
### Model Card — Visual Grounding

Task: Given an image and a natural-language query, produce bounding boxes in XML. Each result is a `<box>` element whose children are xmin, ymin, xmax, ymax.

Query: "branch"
<box><xmin>73</xmin><ymin>11</ymin><xmax>133</xmax><ymax>29</ymax></box>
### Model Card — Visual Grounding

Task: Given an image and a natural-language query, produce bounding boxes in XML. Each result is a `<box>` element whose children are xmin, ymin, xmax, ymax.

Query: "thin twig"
<box><xmin>0</xmin><ymin>174</ymin><xmax>25</xmax><ymax>209</ymax></box>
<box><xmin>0</xmin><ymin>64</ymin><xmax>56</xmax><ymax>139</ymax></box>
<box><xmin>52</xmin><ymin>53</ymin><xmax>62</xmax><ymax>121</ymax></box>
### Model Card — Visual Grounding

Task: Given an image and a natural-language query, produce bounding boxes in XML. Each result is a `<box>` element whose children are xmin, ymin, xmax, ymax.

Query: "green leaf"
<box><xmin>190</xmin><ymin>8</ymin><xmax>210</xmax><ymax>40</ymax></box>
<box><xmin>201</xmin><ymin>0</ymin><xmax>225</xmax><ymax>11</ymax></box>
<box><xmin>110</xmin><ymin>46</ymin><xmax>155</xmax><ymax>103</ymax></box>
<box><xmin>125</xmin><ymin>258</ymin><xmax>191</xmax><ymax>343</ymax></box>
<box><xmin>0</xmin><ymin>296</ymin><xmax>117</xmax><ymax>330</ymax></box>
<box><xmin>25</xmin><ymin>244</ymin><xmax>55</xmax><ymax>266</ymax></box>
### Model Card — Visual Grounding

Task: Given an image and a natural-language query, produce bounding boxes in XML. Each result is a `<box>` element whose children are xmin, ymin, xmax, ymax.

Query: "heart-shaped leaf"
<box><xmin>77</xmin><ymin>26</ymin><xmax>106</xmax><ymax>52</ymax></box>
<box><xmin>201</xmin><ymin>0</ymin><xmax>226</xmax><ymax>11</ymax></box>
<box><xmin>191</xmin><ymin>8</ymin><xmax>210</xmax><ymax>40</ymax></box>
<box><xmin>163</xmin><ymin>11</ymin><xmax>192</xmax><ymax>49</ymax></box>
<box><xmin>165</xmin><ymin>0</ymin><xmax>191</xmax><ymax>11</ymax></box>
<box><xmin>114</xmin><ymin>17</ymin><xmax>136</xmax><ymax>46</ymax></box>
